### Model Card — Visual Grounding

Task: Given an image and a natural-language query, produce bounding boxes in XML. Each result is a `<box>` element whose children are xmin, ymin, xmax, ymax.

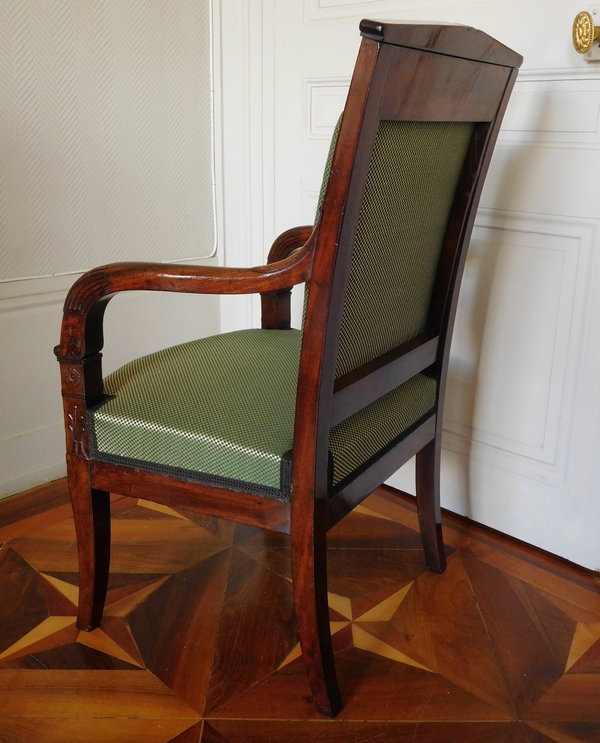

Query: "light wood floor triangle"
<box><xmin>565</xmin><ymin>622</ymin><xmax>600</xmax><ymax>672</ymax></box>
<box><xmin>0</xmin><ymin>617</ymin><xmax>76</xmax><ymax>661</ymax></box>
<box><xmin>77</xmin><ymin>628</ymin><xmax>144</xmax><ymax>668</ymax></box>
<box><xmin>351</xmin><ymin>624</ymin><xmax>433</xmax><ymax>671</ymax></box>
<box><xmin>40</xmin><ymin>573</ymin><xmax>79</xmax><ymax>606</ymax></box>
<box><xmin>355</xmin><ymin>582</ymin><xmax>413</xmax><ymax>621</ymax></box>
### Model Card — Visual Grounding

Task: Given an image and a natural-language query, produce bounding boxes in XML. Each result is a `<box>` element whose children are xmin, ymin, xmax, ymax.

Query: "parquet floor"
<box><xmin>0</xmin><ymin>481</ymin><xmax>599</xmax><ymax>742</ymax></box>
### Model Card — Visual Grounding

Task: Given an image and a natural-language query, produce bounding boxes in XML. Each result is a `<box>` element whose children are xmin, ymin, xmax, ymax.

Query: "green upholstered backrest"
<box><xmin>334</xmin><ymin>120</ymin><xmax>474</xmax><ymax>378</ymax></box>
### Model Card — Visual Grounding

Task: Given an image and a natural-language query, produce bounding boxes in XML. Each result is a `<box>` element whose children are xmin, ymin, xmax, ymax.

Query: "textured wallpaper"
<box><xmin>0</xmin><ymin>0</ymin><xmax>214</xmax><ymax>281</ymax></box>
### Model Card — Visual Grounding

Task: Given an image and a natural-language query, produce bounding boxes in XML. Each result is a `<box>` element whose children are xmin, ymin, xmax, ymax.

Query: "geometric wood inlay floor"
<box><xmin>0</xmin><ymin>479</ymin><xmax>599</xmax><ymax>742</ymax></box>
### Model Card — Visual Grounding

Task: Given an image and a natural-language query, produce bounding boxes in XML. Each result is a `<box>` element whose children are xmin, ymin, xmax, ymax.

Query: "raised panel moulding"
<box><xmin>500</xmin><ymin>80</ymin><xmax>600</xmax><ymax>146</ymax></box>
<box><xmin>504</xmin><ymin>91</ymin><xmax>600</xmax><ymax>133</ymax></box>
<box><xmin>304</xmin><ymin>0</ymin><xmax>542</xmax><ymax>23</ymax></box>
<box><xmin>443</xmin><ymin>210</ymin><xmax>597</xmax><ymax>490</ymax></box>
<box><xmin>516</xmin><ymin>67</ymin><xmax>600</xmax><ymax>81</ymax></box>
<box><xmin>305</xmin><ymin>79</ymin><xmax>350</xmax><ymax>139</ymax></box>
<box><xmin>316</xmin><ymin>0</ymin><xmax>369</xmax><ymax>9</ymax></box>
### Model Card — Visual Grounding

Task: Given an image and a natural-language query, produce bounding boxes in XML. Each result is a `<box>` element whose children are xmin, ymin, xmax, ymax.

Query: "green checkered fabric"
<box><xmin>89</xmin><ymin>330</ymin><xmax>436</xmax><ymax>498</ymax></box>
<box><xmin>335</xmin><ymin>120</ymin><xmax>474</xmax><ymax>377</ymax></box>
<box><xmin>90</xmin><ymin>330</ymin><xmax>302</xmax><ymax>498</ymax></box>
<box><xmin>330</xmin><ymin>373</ymin><xmax>436</xmax><ymax>488</ymax></box>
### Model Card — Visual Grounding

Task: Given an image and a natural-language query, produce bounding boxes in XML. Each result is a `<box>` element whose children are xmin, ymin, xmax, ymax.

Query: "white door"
<box><xmin>219</xmin><ymin>0</ymin><xmax>600</xmax><ymax>569</ymax></box>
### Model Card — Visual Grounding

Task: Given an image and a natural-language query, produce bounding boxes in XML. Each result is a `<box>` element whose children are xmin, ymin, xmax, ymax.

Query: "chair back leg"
<box><xmin>67</xmin><ymin>455</ymin><xmax>111</xmax><ymax>630</ymax></box>
<box><xmin>415</xmin><ymin>437</ymin><xmax>446</xmax><ymax>573</ymax></box>
<box><xmin>291</xmin><ymin>520</ymin><xmax>342</xmax><ymax>717</ymax></box>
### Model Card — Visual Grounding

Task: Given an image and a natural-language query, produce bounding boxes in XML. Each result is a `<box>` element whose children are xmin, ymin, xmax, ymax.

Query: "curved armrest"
<box><xmin>267</xmin><ymin>225</ymin><xmax>313</xmax><ymax>264</ymax></box>
<box><xmin>55</xmin><ymin>236</ymin><xmax>314</xmax><ymax>362</ymax></box>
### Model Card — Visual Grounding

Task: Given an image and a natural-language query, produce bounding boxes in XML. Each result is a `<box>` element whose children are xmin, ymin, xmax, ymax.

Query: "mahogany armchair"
<box><xmin>55</xmin><ymin>20</ymin><xmax>522</xmax><ymax>717</ymax></box>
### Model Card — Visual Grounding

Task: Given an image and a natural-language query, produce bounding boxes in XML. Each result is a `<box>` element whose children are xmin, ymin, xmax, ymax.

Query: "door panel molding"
<box><xmin>444</xmin><ymin>210</ymin><xmax>598</xmax><ymax>490</ymax></box>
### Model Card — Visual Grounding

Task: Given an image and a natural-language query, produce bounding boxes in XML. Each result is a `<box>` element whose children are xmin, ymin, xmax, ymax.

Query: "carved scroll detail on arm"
<box><xmin>64</xmin><ymin>269</ymin><xmax>110</xmax><ymax>315</ymax></box>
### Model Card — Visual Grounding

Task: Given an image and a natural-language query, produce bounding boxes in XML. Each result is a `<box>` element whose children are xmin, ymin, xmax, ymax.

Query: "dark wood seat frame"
<box><xmin>55</xmin><ymin>20</ymin><xmax>522</xmax><ymax>717</ymax></box>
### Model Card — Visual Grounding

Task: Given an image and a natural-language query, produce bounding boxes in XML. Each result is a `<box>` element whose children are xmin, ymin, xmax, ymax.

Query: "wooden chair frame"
<box><xmin>55</xmin><ymin>20</ymin><xmax>522</xmax><ymax>717</ymax></box>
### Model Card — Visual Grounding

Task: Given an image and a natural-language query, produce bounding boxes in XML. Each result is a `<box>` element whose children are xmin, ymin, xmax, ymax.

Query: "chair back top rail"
<box><xmin>359</xmin><ymin>19</ymin><xmax>523</xmax><ymax>68</ymax></box>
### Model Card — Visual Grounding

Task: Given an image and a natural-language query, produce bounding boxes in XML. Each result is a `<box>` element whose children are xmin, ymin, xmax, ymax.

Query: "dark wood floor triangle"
<box><xmin>525</xmin><ymin>721</ymin><xmax>600</xmax><ymax>743</ymax></box>
<box><xmin>206</xmin><ymin>646</ymin><xmax>514</xmax><ymax>721</ymax></box>
<box><xmin>461</xmin><ymin>551</ymin><xmax>578</xmax><ymax>716</ymax></box>
<box><xmin>204</xmin><ymin>548</ymin><xmax>297</xmax><ymax>714</ymax></box>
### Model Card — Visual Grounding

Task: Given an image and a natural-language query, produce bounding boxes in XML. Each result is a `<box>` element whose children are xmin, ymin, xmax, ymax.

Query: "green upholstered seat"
<box><xmin>89</xmin><ymin>328</ymin><xmax>436</xmax><ymax>499</ymax></box>
<box><xmin>90</xmin><ymin>329</ymin><xmax>301</xmax><ymax>499</ymax></box>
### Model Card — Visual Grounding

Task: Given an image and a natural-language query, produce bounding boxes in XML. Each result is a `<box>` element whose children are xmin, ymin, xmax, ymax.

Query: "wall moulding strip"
<box><xmin>0</xmin><ymin>274</ymin><xmax>76</xmax><ymax>306</ymax></box>
<box><xmin>304</xmin><ymin>77</ymin><xmax>351</xmax><ymax>139</ymax></box>
<box><xmin>495</xmin><ymin>139</ymin><xmax>600</xmax><ymax>153</ymax></box>
<box><xmin>304</xmin><ymin>0</ymin><xmax>550</xmax><ymax>23</ymax></box>
<box><xmin>440</xmin><ymin>427</ymin><xmax>571</xmax><ymax>491</ymax></box>
<box><xmin>516</xmin><ymin>67</ymin><xmax>600</xmax><ymax>82</ymax></box>
<box><xmin>0</xmin><ymin>293</ymin><xmax>66</xmax><ymax>316</ymax></box>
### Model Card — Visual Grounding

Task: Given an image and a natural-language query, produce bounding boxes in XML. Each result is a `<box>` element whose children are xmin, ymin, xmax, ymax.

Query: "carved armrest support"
<box><xmin>262</xmin><ymin>225</ymin><xmax>313</xmax><ymax>329</ymax></box>
<box><xmin>55</xmin><ymin>239</ymin><xmax>314</xmax><ymax>363</ymax></box>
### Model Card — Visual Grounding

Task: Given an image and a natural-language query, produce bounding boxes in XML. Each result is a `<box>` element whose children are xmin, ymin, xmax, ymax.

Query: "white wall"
<box><xmin>0</xmin><ymin>1</ymin><xmax>221</xmax><ymax>497</ymax></box>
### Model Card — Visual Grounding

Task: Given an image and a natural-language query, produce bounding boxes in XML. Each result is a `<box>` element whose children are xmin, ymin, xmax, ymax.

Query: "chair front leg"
<box><xmin>415</xmin><ymin>436</ymin><xmax>446</xmax><ymax>573</ymax></box>
<box><xmin>291</xmin><ymin>515</ymin><xmax>342</xmax><ymax>717</ymax></box>
<box><xmin>67</xmin><ymin>454</ymin><xmax>111</xmax><ymax>630</ymax></box>
<box><xmin>57</xmin><ymin>347</ymin><xmax>110</xmax><ymax>630</ymax></box>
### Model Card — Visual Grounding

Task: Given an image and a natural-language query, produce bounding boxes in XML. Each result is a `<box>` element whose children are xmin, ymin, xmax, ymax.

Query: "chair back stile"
<box><xmin>287</xmin><ymin>39</ymin><xmax>380</xmax><ymax>714</ymax></box>
<box><xmin>291</xmin><ymin>38</ymin><xmax>379</xmax><ymax>516</ymax></box>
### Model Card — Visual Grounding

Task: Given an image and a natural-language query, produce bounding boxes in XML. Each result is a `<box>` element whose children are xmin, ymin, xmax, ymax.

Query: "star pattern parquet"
<box><xmin>0</xmin><ymin>480</ymin><xmax>599</xmax><ymax>742</ymax></box>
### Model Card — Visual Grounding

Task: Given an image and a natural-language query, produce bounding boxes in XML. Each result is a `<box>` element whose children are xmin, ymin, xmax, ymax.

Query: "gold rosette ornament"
<box><xmin>573</xmin><ymin>11</ymin><xmax>600</xmax><ymax>54</ymax></box>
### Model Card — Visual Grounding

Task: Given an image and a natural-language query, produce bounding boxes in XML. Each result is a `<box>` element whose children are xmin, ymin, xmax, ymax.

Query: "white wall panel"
<box><xmin>305</xmin><ymin>79</ymin><xmax>350</xmax><ymax>138</ymax></box>
<box><xmin>445</xmin><ymin>212</ymin><xmax>597</xmax><ymax>490</ymax></box>
<box><xmin>0</xmin><ymin>270</ymin><xmax>220</xmax><ymax>498</ymax></box>
<box><xmin>502</xmin><ymin>80</ymin><xmax>600</xmax><ymax>143</ymax></box>
<box><xmin>300</xmin><ymin>78</ymin><xmax>348</xmax><ymax>225</ymax></box>
<box><xmin>0</xmin><ymin>0</ymin><xmax>215</xmax><ymax>282</ymax></box>
<box><xmin>0</xmin><ymin>0</ymin><xmax>221</xmax><ymax>498</ymax></box>
<box><xmin>504</xmin><ymin>90</ymin><xmax>600</xmax><ymax>134</ymax></box>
